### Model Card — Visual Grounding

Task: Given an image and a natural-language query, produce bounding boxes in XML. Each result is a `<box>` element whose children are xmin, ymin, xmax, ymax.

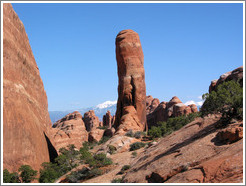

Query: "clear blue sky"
<box><xmin>11</xmin><ymin>3</ymin><xmax>243</xmax><ymax>111</ymax></box>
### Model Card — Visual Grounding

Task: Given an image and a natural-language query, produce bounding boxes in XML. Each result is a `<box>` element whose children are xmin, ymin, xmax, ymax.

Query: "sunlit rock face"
<box><xmin>3</xmin><ymin>3</ymin><xmax>57</xmax><ymax>172</ymax></box>
<box><xmin>114</xmin><ymin>30</ymin><xmax>147</xmax><ymax>134</ymax></box>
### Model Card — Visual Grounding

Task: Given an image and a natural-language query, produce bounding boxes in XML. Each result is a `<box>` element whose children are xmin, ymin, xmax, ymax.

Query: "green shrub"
<box><xmin>131</xmin><ymin>151</ymin><xmax>137</xmax><ymax>158</ymax></box>
<box><xmin>201</xmin><ymin>80</ymin><xmax>243</xmax><ymax>122</ymax></box>
<box><xmin>108</xmin><ymin>145</ymin><xmax>117</xmax><ymax>154</ymax></box>
<box><xmin>134</xmin><ymin>131</ymin><xmax>146</xmax><ymax>139</ymax></box>
<box><xmin>118</xmin><ymin>165</ymin><xmax>131</xmax><ymax>174</ymax></box>
<box><xmin>39</xmin><ymin>162</ymin><xmax>60</xmax><ymax>183</ymax></box>
<box><xmin>148</xmin><ymin>112</ymin><xmax>200</xmax><ymax>139</ymax></box>
<box><xmin>125</xmin><ymin>129</ymin><xmax>134</xmax><ymax>137</ymax></box>
<box><xmin>148</xmin><ymin>126</ymin><xmax>162</xmax><ymax>139</ymax></box>
<box><xmin>111</xmin><ymin>177</ymin><xmax>124</xmax><ymax>183</ymax></box>
<box><xmin>97</xmin><ymin>126</ymin><xmax>107</xmax><ymax>130</ymax></box>
<box><xmin>130</xmin><ymin>142</ymin><xmax>146</xmax><ymax>151</ymax></box>
<box><xmin>18</xmin><ymin>165</ymin><xmax>37</xmax><ymax>183</ymax></box>
<box><xmin>3</xmin><ymin>169</ymin><xmax>20</xmax><ymax>183</ymax></box>
<box><xmin>98</xmin><ymin>136</ymin><xmax>110</xmax><ymax>145</ymax></box>
<box><xmin>93</xmin><ymin>153</ymin><xmax>113</xmax><ymax>167</ymax></box>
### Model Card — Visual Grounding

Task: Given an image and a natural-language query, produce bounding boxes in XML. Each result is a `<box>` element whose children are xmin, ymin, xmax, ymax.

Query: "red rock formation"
<box><xmin>88</xmin><ymin>129</ymin><xmax>104</xmax><ymax>143</ymax></box>
<box><xmin>189</xmin><ymin>104</ymin><xmax>198</xmax><ymax>113</ymax></box>
<box><xmin>3</xmin><ymin>3</ymin><xmax>57</xmax><ymax>172</ymax></box>
<box><xmin>123</xmin><ymin>116</ymin><xmax>243</xmax><ymax>183</ymax></box>
<box><xmin>209</xmin><ymin>66</ymin><xmax>243</xmax><ymax>93</ymax></box>
<box><xmin>146</xmin><ymin>95</ymin><xmax>160</xmax><ymax>115</ymax></box>
<box><xmin>83</xmin><ymin>110</ymin><xmax>100</xmax><ymax>132</ymax></box>
<box><xmin>147</xmin><ymin>96</ymin><xmax>198</xmax><ymax>128</ymax></box>
<box><xmin>217</xmin><ymin>123</ymin><xmax>243</xmax><ymax>144</ymax></box>
<box><xmin>52</xmin><ymin>111</ymin><xmax>88</xmax><ymax>150</ymax></box>
<box><xmin>103</xmin><ymin>110</ymin><xmax>112</xmax><ymax>128</ymax></box>
<box><xmin>115</xmin><ymin>30</ymin><xmax>147</xmax><ymax>133</ymax></box>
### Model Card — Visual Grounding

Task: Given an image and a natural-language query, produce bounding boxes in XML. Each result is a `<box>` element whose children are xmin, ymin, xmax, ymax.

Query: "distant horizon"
<box><xmin>11</xmin><ymin>2</ymin><xmax>243</xmax><ymax>111</ymax></box>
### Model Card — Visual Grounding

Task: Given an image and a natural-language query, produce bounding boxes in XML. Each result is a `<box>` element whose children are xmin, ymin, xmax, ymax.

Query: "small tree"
<box><xmin>18</xmin><ymin>165</ymin><xmax>37</xmax><ymax>183</ymax></box>
<box><xmin>3</xmin><ymin>169</ymin><xmax>20</xmax><ymax>183</ymax></box>
<box><xmin>201</xmin><ymin>80</ymin><xmax>243</xmax><ymax>122</ymax></box>
<box><xmin>39</xmin><ymin>162</ymin><xmax>60</xmax><ymax>183</ymax></box>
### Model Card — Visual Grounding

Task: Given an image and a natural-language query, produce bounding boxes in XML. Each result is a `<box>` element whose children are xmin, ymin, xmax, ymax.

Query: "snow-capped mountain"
<box><xmin>49</xmin><ymin>100</ymin><xmax>117</xmax><ymax>124</ymax></box>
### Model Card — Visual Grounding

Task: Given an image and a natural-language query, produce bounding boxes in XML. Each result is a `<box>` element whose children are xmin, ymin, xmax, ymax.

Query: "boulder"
<box><xmin>217</xmin><ymin>123</ymin><xmax>243</xmax><ymax>144</ymax></box>
<box><xmin>3</xmin><ymin>3</ymin><xmax>57</xmax><ymax>172</ymax></box>
<box><xmin>114</xmin><ymin>29</ymin><xmax>147</xmax><ymax>133</ymax></box>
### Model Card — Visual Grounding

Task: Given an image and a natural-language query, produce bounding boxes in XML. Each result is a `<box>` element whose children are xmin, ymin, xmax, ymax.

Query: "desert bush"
<box><xmin>97</xmin><ymin>126</ymin><xmax>107</xmax><ymax>130</ymax></box>
<box><xmin>130</xmin><ymin>142</ymin><xmax>146</xmax><ymax>151</ymax></box>
<box><xmin>134</xmin><ymin>131</ymin><xmax>146</xmax><ymax>139</ymax></box>
<box><xmin>93</xmin><ymin>153</ymin><xmax>113</xmax><ymax>167</ymax></box>
<box><xmin>148</xmin><ymin>112</ymin><xmax>200</xmax><ymax>139</ymax></box>
<box><xmin>148</xmin><ymin>126</ymin><xmax>162</xmax><ymax>139</ymax></box>
<box><xmin>125</xmin><ymin>129</ymin><xmax>134</xmax><ymax>137</ymax></box>
<box><xmin>131</xmin><ymin>151</ymin><xmax>137</xmax><ymax>158</ymax></box>
<box><xmin>98</xmin><ymin>136</ymin><xmax>110</xmax><ymax>145</ymax></box>
<box><xmin>201</xmin><ymin>80</ymin><xmax>243</xmax><ymax>122</ymax></box>
<box><xmin>111</xmin><ymin>177</ymin><xmax>124</xmax><ymax>183</ymax></box>
<box><xmin>108</xmin><ymin>145</ymin><xmax>117</xmax><ymax>154</ymax></box>
<box><xmin>3</xmin><ymin>169</ymin><xmax>20</xmax><ymax>183</ymax></box>
<box><xmin>39</xmin><ymin>162</ymin><xmax>60</xmax><ymax>183</ymax></box>
<box><xmin>18</xmin><ymin>165</ymin><xmax>37</xmax><ymax>183</ymax></box>
<box><xmin>118</xmin><ymin>165</ymin><xmax>131</xmax><ymax>174</ymax></box>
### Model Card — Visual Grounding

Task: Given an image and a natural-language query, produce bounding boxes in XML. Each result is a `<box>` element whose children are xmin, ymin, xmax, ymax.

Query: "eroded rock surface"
<box><xmin>83</xmin><ymin>110</ymin><xmax>100</xmax><ymax>132</ymax></box>
<box><xmin>115</xmin><ymin>30</ymin><xmax>147</xmax><ymax>134</ymax></box>
<box><xmin>3</xmin><ymin>3</ymin><xmax>57</xmax><ymax>172</ymax></box>
<box><xmin>52</xmin><ymin>111</ymin><xmax>88</xmax><ymax>150</ymax></box>
<box><xmin>209</xmin><ymin>66</ymin><xmax>243</xmax><ymax>93</ymax></box>
<box><xmin>123</xmin><ymin>115</ymin><xmax>243</xmax><ymax>183</ymax></box>
<box><xmin>103</xmin><ymin>111</ymin><xmax>113</xmax><ymax>128</ymax></box>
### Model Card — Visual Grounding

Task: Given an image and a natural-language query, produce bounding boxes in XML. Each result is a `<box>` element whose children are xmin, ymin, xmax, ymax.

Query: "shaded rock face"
<box><xmin>209</xmin><ymin>66</ymin><xmax>243</xmax><ymax>93</ymax></box>
<box><xmin>123</xmin><ymin>116</ymin><xmax>243</xmax><ymax>183</ymax></box>
<box><xmin>115</xmin><ymin>30</ymin><xmax>147</xmax><ymax>133</ymax></box>
<box><xmin>52</xmin><ymin>111</ymin><xmax>88</xmax><ymax>150</ymax></box>
<box><xmin>83</xmin><ymin>110</ymin><xmax>100</xmax><ymax>132</ymax></box>
<box><xmin>147</xmin><ymin>96</ymin><xmax>198</xmax><ymax>128</ymax></box>
<box><xmin>3</xmin><ymin>4</ymin><xmax>57</xmax><ymax>172</ymax></box>
<box><xmin>103</xmin><ymin>110</ymin><xmax>112</xmax><ymax>128</ymax></box>
<box><xmin>88</xmin><ymin>129</ymin><xmax>105</xmax><ymax>143</ymax></box>
<box><xmin>146</xmin><ymin>95</ymin><xmax>160</xmax><ymax>115</ymax></box>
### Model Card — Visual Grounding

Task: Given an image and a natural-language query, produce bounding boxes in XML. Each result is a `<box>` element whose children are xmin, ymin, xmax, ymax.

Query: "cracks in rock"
<box><xmin>130</xmin><ymin>76</ymin><xmax>136</xmax><ymax>109</ymax></box>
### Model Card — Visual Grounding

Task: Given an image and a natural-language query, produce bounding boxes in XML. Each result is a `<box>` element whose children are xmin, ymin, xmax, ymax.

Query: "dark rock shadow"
<box><xmin>44</xmin><ymin>132</ymin><xmax>58</xmax><ymax>162</ymax></box>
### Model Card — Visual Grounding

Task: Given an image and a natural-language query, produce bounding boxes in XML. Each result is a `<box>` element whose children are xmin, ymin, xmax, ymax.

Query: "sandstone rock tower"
<box><xmin>3</xmin><ymin>4</ymin><xmax>57</xmax><ymax>172</ymax></box>
<box><xmin>115</xmin><ymin>30</ymin><xmax>147</xmax><ymax>134</ymax></box>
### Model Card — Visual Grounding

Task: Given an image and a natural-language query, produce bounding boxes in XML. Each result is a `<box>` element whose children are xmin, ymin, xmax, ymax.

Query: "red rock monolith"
<box><xmin>114</xmin><ymin>30</ymin><xmax>147</xmax><ymax>134</ymax></box>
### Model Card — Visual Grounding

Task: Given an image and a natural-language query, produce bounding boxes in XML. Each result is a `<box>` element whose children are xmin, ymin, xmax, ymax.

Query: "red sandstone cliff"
<box><xmin>3</xmin><ymin>3</ymin><xmax>57</xmax><ymax>172</ymax></box>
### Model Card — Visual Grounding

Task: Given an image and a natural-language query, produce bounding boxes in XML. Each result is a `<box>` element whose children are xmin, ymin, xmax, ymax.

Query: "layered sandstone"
<box><xmin>83</xmin><ymin>110</ymin><xmax>100</xmax><ymax>132</ymax></box>
<box><xmin>3</xmin><ymin>4</ymin><xmax>57</xmax><ymax>172</ymax></box>
<box><xmin>123</xmin><ymin>116</ymin><xmax>243</xmax><ymax>183</ymax></box>
<box><xmin>115</xmin><ymin>30</ymin><xmax>147</xmax><ymax>134</ymax></box>
<box><xmin>52</xmin><ymin>111</ymin><xmax>88</xmax><ymax>150</ymax></box>
<box><xmin>147</xmin><ymin>96</ymin><xmax>198</xmax><ymax>128</ymax></box>
<box><xmin>209</xmin><ymin>66</ymin><xmax>243</xmax><ymax>93</ymax></box>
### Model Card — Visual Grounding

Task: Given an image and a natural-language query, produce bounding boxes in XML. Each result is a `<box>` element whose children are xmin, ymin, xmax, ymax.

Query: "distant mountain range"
<box><xmin>49</xmin><ymin>101</ymin><xmax>117</xmax><ymax>124</ymax></box>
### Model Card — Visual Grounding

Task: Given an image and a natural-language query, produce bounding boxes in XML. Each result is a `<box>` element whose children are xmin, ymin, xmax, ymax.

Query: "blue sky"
<box><xmin>11</xmin><ymin>3</ymin><xmax>243</xmax><ymax>111</ymax></box>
